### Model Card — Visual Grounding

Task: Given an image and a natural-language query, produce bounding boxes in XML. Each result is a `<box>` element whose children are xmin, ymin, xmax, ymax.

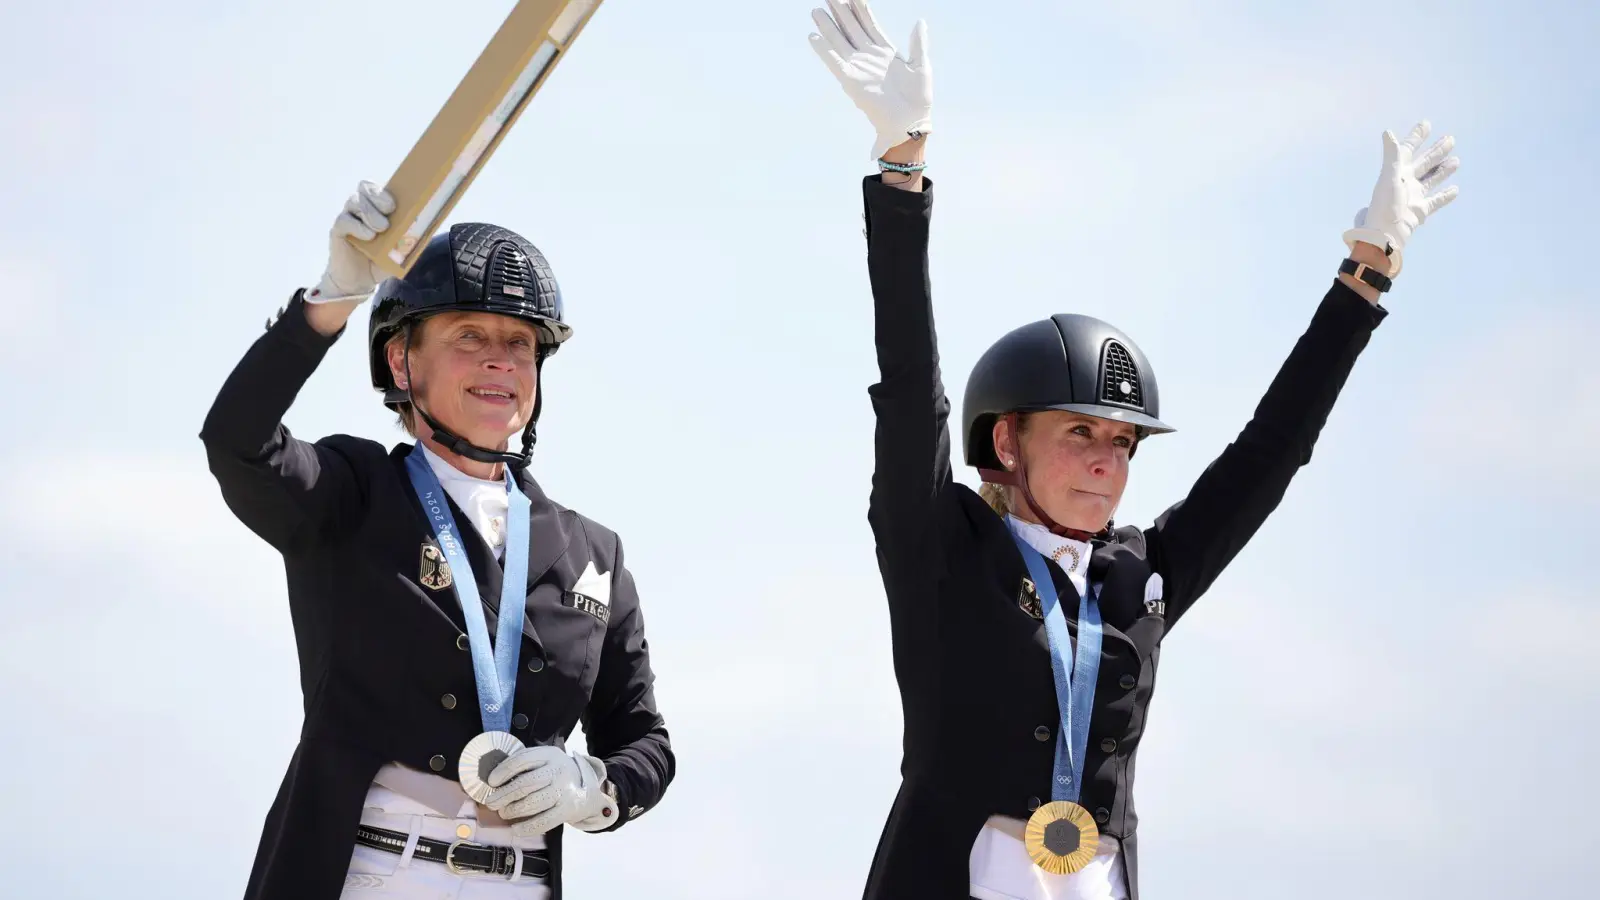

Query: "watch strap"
<box><xmin>1340</xmin><ymin>257</ymin><xmax>1392</xmax><ymax>292</ymax></box>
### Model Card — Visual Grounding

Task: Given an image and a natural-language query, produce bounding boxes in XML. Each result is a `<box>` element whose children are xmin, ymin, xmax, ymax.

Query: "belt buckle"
<box><xmin>445</xmin><ymin>839</ymin><xmax>517</xmax><ymax>880</ymax></box>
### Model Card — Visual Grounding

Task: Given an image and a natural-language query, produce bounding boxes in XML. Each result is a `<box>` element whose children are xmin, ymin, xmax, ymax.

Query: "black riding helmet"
<box><xmin>368</xmin><ymin>222</ymin><xmax>572</xmax><ymax>469</ymax></box>
<box><xmin>961</xmin><ymin>313</ymin><xmax>1174</xmax><ymax>537</ymax></box>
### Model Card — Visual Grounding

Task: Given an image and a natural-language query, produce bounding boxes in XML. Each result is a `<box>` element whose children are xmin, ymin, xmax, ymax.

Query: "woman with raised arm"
<box><xmin>200</xmin><ymin>187</ymin><xmax>673</xmax><ymax>900</ymax></box>
<box><xmin>807</xmin><ymin>2</ymin><xmax>1460</xmax><ymax>898</ymax></box>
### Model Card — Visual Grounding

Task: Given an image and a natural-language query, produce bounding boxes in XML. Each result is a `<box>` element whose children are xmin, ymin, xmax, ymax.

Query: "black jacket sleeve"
<box><xmin>199</xmin><ymin>290</ymin><xmax>368</xmax><ymax>555</ymax></box>
<box><xmin>579</xmin><ymin>533</ymin><xmax>674</xmax><ymax>831</ymax></box>
<box><xmin>862</xmin><ymin>175</ymin><xmax>953</xmax><ymax>578</ymax></box>
<box><xmin>1146</xmin><ymin>281</ymin><xmax>1387</xmax><ymax>627</ymax></box>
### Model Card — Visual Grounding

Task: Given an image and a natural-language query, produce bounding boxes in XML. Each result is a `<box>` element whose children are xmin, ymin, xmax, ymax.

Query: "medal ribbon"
<box><xmin>1009</xmin><ymin>529</ymin><xmax>1102</xmax><ymax>804</ymax></box>
<box><xmin>405</xmin><ymin>443</ymin><xmax>532</xmax><ymax>734</ymax></box>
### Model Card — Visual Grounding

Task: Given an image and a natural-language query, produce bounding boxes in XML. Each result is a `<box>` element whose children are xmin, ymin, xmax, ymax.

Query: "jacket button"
<box><xmin>526</xmin><ymin>657</ymin><xmax>545</xmax><ymax>673</ymax></box>
<box><xmin>456</xmin><ymin>634</ymin><xmax>470</xmax><ymax>651</ymax></box>
<box><xmin>512</xmin><ymin>713</ymin><xmax>529</xmax><ymax>730</ymax></box>
<box><xmin>1100</xmin><ymin>738</ymin><xmax>1118</xmax><ymax>753</ymax></box>
<box><xmin>429</xmin><ymin>755</ymin><xmax>447</xmax><ymax>772</ymax></box>
<box><xmin>1027</xmin><ymin>796</ymin><xmax>1041</xmax><ymax>812</ymax></box>
<box><xmin>1034</xmin><ymin>726</ymin><xmax>1051</xmax><ymax>742</ymax></box>
<box><xmin>440</xmin><ymin>693</ymin><xmax>457</xmax><ymax>710</ymax></box>
<box><xmin>1118</xmin><ymin>674</ymin><xmax>1137</xmax><ymax>690</ymax></box>
<box><xmin>1094</xmin><ymin>807</ymin><xmax>1110</xmax><ymax>825</ymax></box>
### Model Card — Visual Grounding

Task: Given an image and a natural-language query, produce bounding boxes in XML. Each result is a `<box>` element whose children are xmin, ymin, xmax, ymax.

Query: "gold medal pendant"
<box><xmin>1024</xmin><ymin>801</ymin><xmax>1100</xmax><ymax>875</ymax></box>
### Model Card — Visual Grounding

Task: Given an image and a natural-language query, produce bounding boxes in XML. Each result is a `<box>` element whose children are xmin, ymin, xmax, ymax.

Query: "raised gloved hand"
<box><xmin>305</xmin><ymin>180</ymin><xmax>396</xmax><ymax>304</ymax></box>
<box><xmin>482</xmin><ymin>745</ymin><xmax>618</xmax><ymax>837</ymax></box>
<box><xmin>808</xmin><ymin>0</ymin><xmax>932</xmax><ymax>160</ymax></box>
<box><xmin>1343</xmin><ymin>120</ymin><xmax>1460</xmax><ymax>278</ymax></box>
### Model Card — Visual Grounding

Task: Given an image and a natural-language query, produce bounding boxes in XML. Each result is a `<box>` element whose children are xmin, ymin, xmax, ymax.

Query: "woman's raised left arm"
<box><xmin>1146</xmin><ymin>120</ymin><xmax>1462</xmax><ymax>628</ymax></box>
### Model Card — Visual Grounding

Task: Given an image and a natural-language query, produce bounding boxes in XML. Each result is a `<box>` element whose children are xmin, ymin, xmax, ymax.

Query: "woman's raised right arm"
<box><xmin>198</xmin><ymin>182</ymin><xmax>394</xmax><ymax>554</ymax></box>
<box><xmin>809</xmin><ymin>1</ymin><xmax>948</xmax><ymax>565</ymax></box>
<box><xmin>861</xmin><ymin>153</ymin><xmax>953</xmax><ymax>562</ymax></box>
<box><xmin>200</xmin><ymin>291</ymin><xmax>367</xmax><ymax>554</ymax></box>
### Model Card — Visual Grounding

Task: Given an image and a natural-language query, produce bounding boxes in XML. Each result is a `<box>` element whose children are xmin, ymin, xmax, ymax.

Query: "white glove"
<box><xmin>305</xmin><ymin>180</ymin><xmax>396</xmax><ymax>304</ymax></box>
<box><xmin>808</xmin><ymin>0</ymin><xmax>932</xmax><ymax>160</ymax></box>
<box><xmin>1343</xmin><ymin>120</ymin><xmax>1461</xmax><ymax>278</ymax></box>
<box><xmin>481</xmin><ymin>745</ymin><xmax>618</xmax><ymax>837</ymax></box>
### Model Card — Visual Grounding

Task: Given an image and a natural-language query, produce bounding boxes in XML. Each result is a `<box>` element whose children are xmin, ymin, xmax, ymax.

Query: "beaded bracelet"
<box><xmin>877</xmin><ymin>158</ymin><xmax>928</xmax><ymax>174</ymax></box>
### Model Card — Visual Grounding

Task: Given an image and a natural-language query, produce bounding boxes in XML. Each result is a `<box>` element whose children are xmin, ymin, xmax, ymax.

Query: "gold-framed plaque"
<box><xmin>348</xmin><ymin>0</ymin><xmax>606</xmax><ymax>277</ymax></box>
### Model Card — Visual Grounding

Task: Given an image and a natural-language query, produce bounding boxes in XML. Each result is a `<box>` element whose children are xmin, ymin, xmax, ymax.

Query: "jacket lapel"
<box><xmin>394</xmin><ymin>446</ymin><xmax>572</xmax><ymax>651</ymax></box>
<box><xmin>515</xmin><ymin>470</ymin><xmax>571</xmax><ymax>592</ymax></box>
<box><xmin>979</xmin><ymin>510</ymin><xmax>1139</xmax><ymax>653</ymax></box>
<box><xmin>1089</xmin><ymin>540</ymin><xmax>1151</xmax><ymax>631</ymax></box>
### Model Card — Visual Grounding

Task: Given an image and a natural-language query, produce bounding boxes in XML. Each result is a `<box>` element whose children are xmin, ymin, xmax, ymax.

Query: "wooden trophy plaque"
<box><xmin>348</xmin><ymin>0</ymin><xmax>605</xmax><ymax>277</ymax></box>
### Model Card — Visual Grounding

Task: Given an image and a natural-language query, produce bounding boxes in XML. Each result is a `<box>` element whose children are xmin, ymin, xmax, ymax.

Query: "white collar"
<box><xmin>418</xmin><ymin>441</ymin><xmax>506</xmax><ymax>489</ymax></box>
<box><xmin>1006</xmin><ymin>514</ymin><xmax>1092</xmax><ymax>575</ymax></box>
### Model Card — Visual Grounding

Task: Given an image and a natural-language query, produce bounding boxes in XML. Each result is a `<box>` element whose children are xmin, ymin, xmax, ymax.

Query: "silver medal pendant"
<box><xmin>457</xmin><ymin>731</ymin><xmax>525</xmax><ymax>803</ymax></box>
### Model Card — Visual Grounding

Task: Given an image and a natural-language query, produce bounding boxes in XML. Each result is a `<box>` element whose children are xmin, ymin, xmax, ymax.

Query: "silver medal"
<box><xmin>457</xmin><ymin>731</ymin><xmax>526</xmax><ymax>803</ymax></box>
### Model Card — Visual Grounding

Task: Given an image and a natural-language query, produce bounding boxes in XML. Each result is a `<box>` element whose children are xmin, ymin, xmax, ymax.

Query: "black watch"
<box><xmin>1339</xmin><ymin>257</ymin><xmax>1393</xmax><ymax>293</ymax></box>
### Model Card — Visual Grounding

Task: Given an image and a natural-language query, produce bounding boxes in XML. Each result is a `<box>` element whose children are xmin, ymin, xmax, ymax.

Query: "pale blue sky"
<box><xmin>1</xmin><ymin>1</ymin><xmax>1595</xmax><ymax>897</ymax></box>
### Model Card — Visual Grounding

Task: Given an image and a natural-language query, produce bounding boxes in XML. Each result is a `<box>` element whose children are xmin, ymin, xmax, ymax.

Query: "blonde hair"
<box><xmin>979</xmin><ymin>411</ymin><xmax>1032</xmax><ymax>516</ymax></box>
<box><xmin>980</xmin><ymin>482</ymin><xmax>1011</xmax><ymax>516</ymax></box>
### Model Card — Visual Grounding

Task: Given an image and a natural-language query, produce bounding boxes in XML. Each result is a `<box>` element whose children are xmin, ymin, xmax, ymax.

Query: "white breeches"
<box><xmin>340</xmin><ymin>765</ymin><xmax>553</xmax><ymax>900</ymax></box>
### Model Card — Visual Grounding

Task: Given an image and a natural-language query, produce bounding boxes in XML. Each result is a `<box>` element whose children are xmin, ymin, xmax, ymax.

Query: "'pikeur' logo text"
<box><xmin>565</xmin><ymin>591</ymin><xmax>610</xmax><ymax>624</ymax></box>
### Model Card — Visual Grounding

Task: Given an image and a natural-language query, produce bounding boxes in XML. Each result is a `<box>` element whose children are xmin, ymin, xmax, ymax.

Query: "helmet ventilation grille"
<box><xmin>487</xmin><ymin>244</ymin><xmax>535</xmax><ymax>302</ymax></box>
<box><xmin>1100</xmin><ymin>341</ymin><xmax>1144</xmax><ymax>408</ymax></box>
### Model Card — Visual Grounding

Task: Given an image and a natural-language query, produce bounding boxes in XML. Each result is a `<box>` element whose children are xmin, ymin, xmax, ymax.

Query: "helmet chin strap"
<box><xmin>985</xmin><ymin>413</ymin><xmax>1113</xmax><ymax>543</ymax></box>
<box><xmin>412</xmin><ymin>404</ymin><xmax>532</xmax><ymax>469</ymax></box>
<box><xmin>401</xmin><ymin>327</ymin><xmax>536</xmax><ymax>471</ymax></box>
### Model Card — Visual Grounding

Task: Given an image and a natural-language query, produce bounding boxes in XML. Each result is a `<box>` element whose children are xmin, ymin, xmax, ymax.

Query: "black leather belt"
<box><xmin>354</xmin><ymin>824</ymin><xmax>551</xmax><ymax>879</ymax></box>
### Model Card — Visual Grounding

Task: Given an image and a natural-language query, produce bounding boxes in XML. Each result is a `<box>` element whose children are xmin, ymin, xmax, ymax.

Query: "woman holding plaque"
<box><xmin>806</xmin><ymin>2</ymin><xmax>1461</xmax><ymax>898</ymax></box>
<box><xmin>200</xmin><ymin>184</ymin><xmax>674</xmax><ymax>900</ymax></box>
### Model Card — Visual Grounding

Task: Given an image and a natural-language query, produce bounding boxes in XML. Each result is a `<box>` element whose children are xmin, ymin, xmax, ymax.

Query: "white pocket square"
<box><xmin>572</xmin><ymin>560</ymin><xmax>611</xmax><ymax>607</ymax></box>
<box><xmin>1143</xmin><ymin>573</ymin><xmax>1166</xmax><ymax>616</ymax></box>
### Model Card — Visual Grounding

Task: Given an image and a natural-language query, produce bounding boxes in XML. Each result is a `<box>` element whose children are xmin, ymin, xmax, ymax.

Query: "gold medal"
<box><xmin>1024</xmin><ymin>801</ymin><xmax>1100</xmax><ymax>875</ymax></box>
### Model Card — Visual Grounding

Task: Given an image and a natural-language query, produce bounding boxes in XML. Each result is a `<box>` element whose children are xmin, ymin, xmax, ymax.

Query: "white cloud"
<box><xmin>0</xmin><ymin>90</ymin><xmax>92</xmax><ymax>179</ymax></box>
<box><xmin>0</xmin><ymin>255</ymin><xmax>63</xmax><ymax>342</ymax></box>
<box><xmin>1458</xmin><ymin>584</ymin><xmax>1600</xmax><ymax>684</ymax></box>
<box><xmin>962</xmin><ymin>74</ymin><xmax>1372</xmax><ymax>216</ymax></box>
<box><xmin>14</xmin><ymin>449</ymin><xmax>235</xmax><ymax>541</ymax></box>
<box><xmin>1406</xmin><ymin>308</ymin><xmax>1600</xmax><ymax>500</ymax></box>
<box><xmin>936</xmin><ymin>8</ymin><xmax>1403</xmax><ymax>232</ymax></box>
